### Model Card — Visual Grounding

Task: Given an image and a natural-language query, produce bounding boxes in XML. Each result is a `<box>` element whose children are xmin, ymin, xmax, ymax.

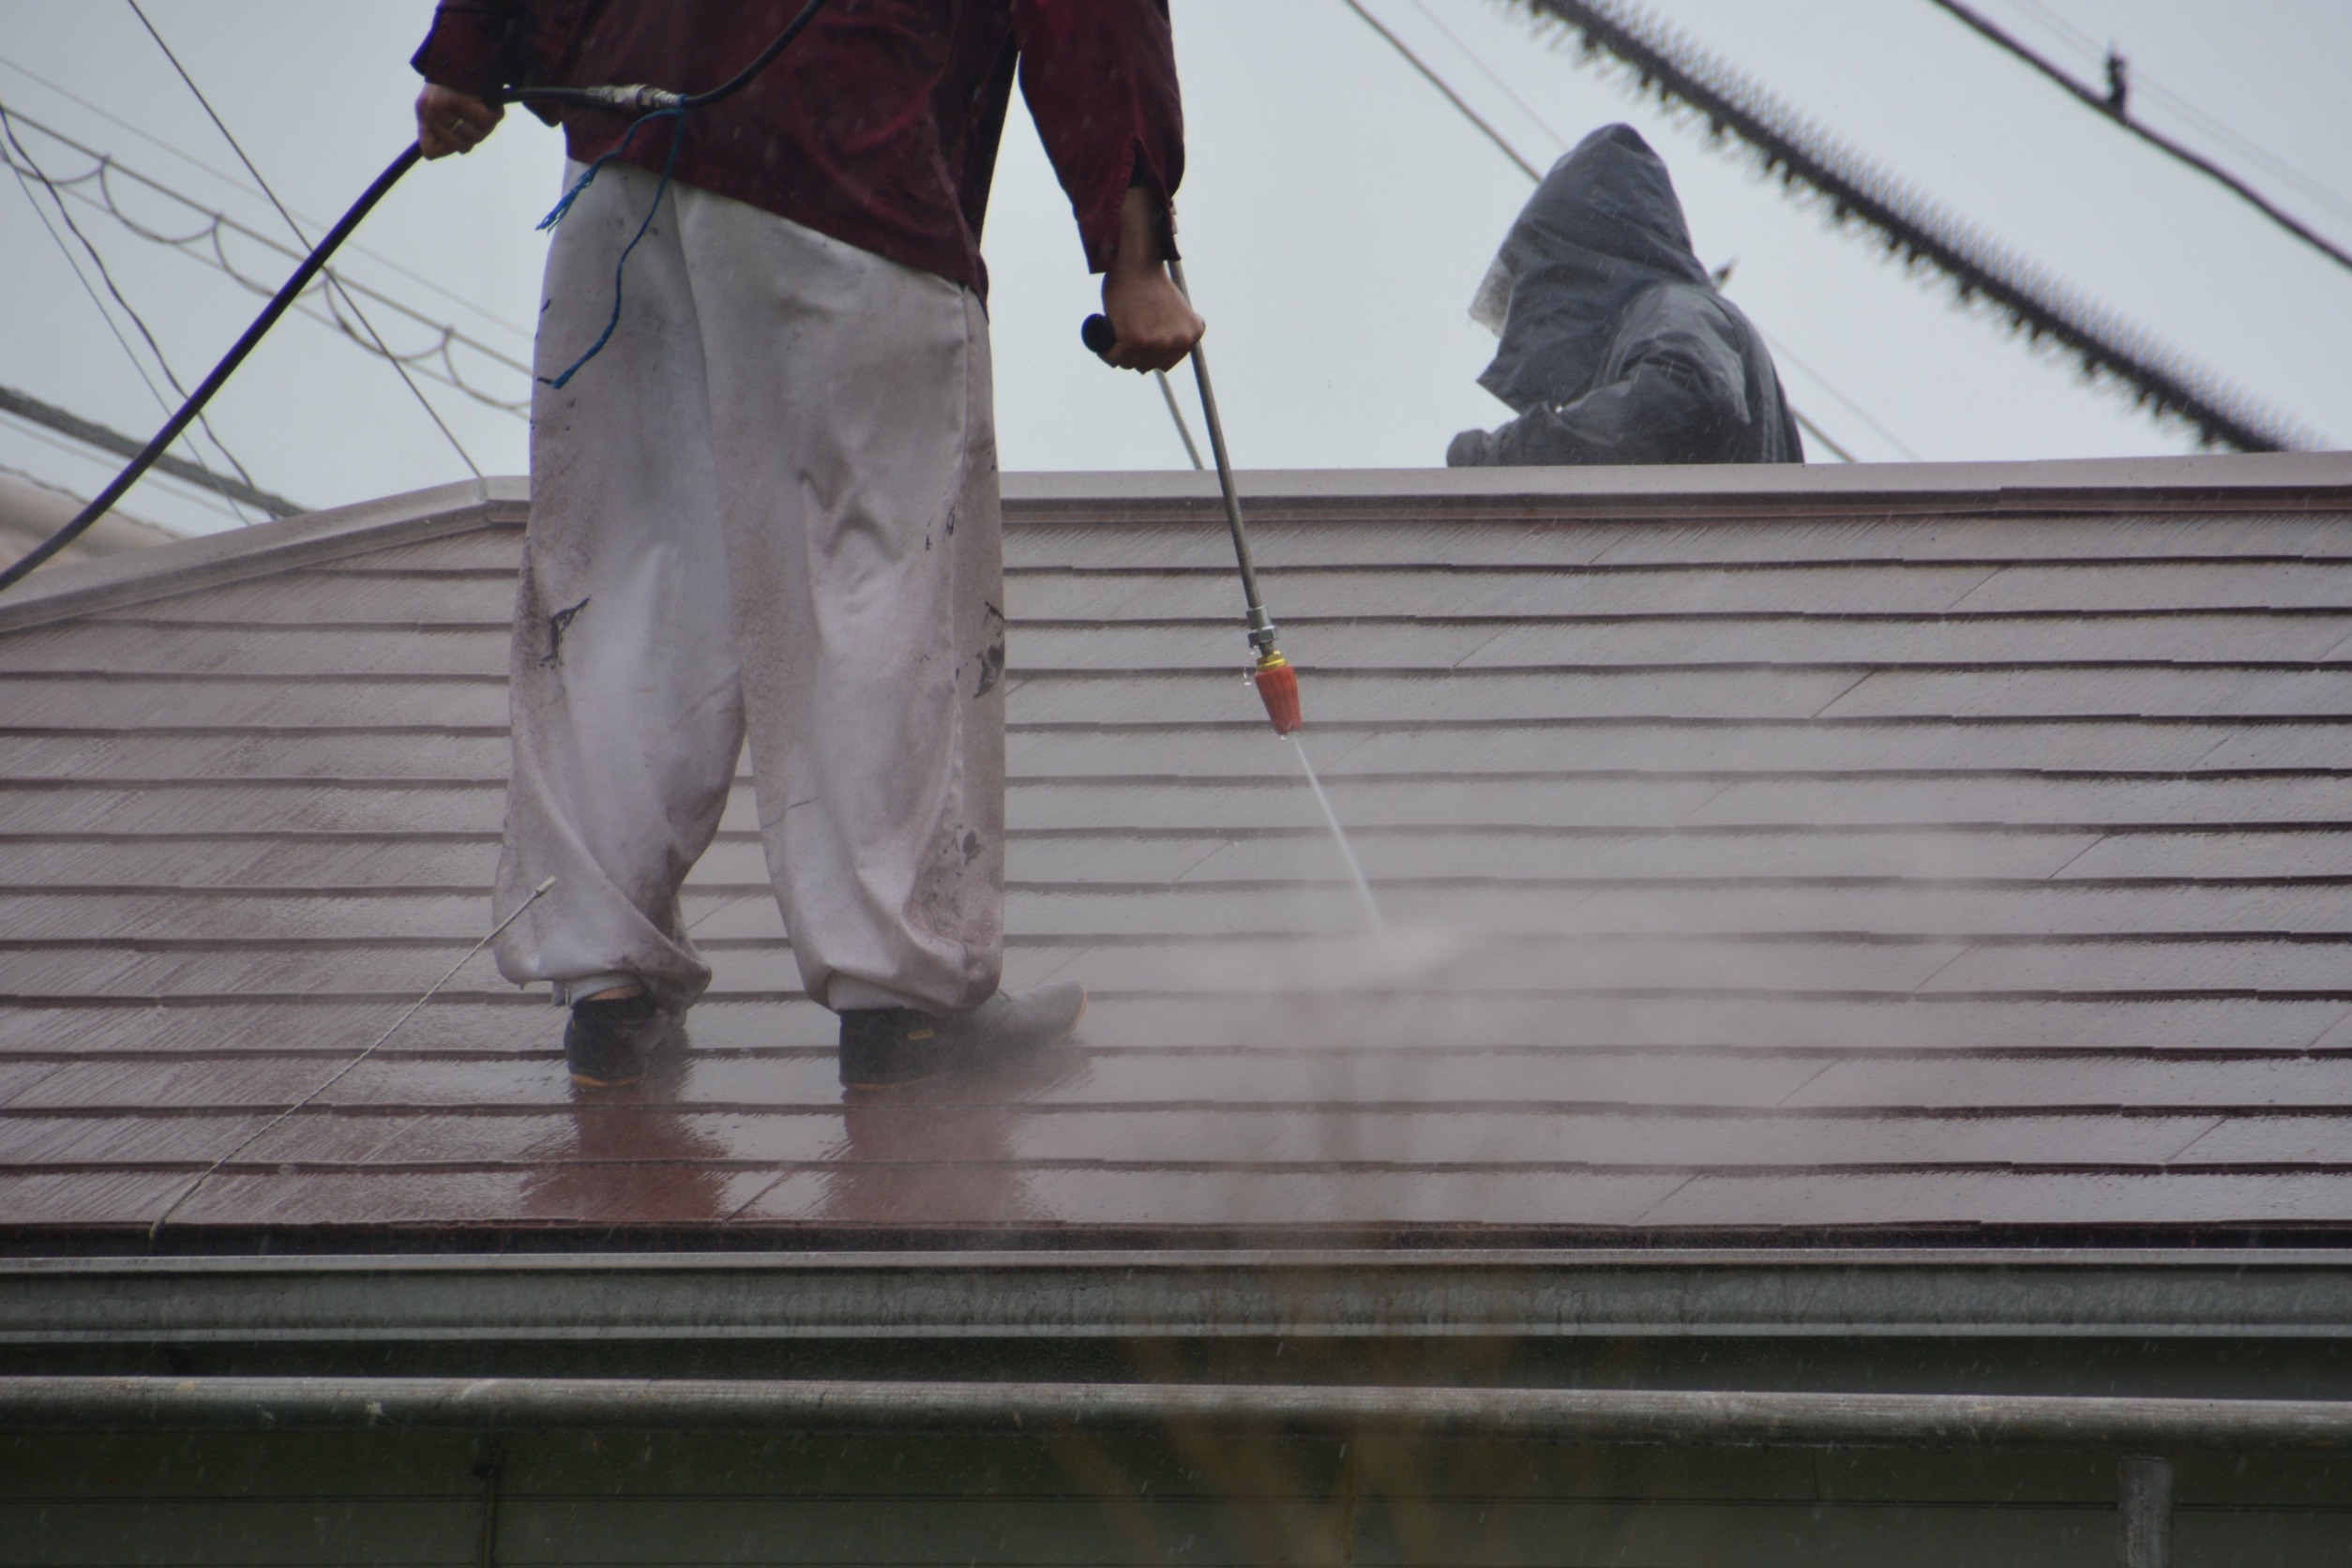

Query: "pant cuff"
<box><xmin>825</xmin><ymin>974</ymin><xmax>937</xmax><ymax>1015</ymax></box>
<box><xmin>551</xmin><ymin>971</ymin><xmax>643</xmax><ymax>1007</ymax></box>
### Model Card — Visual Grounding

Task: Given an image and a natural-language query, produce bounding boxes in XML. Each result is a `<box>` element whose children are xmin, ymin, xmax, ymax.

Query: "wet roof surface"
<box><xmin>6</xmin><ymin>467</ymin><xmax>2352</xmax><ymax>1250</ymax></box>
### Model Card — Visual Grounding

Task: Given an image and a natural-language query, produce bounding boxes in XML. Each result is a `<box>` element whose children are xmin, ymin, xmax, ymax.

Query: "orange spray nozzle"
<box><xmin>1253</xmin><ymin>651</ymin><xmax>1302</xmax><ymax>735</ymax></box>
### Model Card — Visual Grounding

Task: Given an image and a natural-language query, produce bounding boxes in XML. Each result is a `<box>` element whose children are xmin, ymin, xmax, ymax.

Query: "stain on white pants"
<box><xmin>492</xmin><ymin>162</ymin><xmax>1005</xmax><ymax>1016</ymax></box>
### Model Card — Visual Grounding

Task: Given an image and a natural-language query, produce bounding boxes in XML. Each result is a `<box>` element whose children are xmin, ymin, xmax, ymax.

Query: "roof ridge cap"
<box><xmin>0</xmin><ymin>477</ymin><xmax>526</xmax><ymax>635</ymax></box>
<box><xmin>1001</xmin><ymin>452</ymin><xmax>2352</xmax><ymax>510</ymax></box>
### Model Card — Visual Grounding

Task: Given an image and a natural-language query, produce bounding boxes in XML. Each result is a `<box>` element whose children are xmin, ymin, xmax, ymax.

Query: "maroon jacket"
<box><xmin>412</xmin><ymin>0</ymin><xmax>1184</xmax><ymax>294</ymax></box>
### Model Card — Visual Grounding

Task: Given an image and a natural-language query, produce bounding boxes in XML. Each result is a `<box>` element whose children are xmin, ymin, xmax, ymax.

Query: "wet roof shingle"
<box><xmin>5</xmin><ymin>460</ymin><xmax>2351</xmax><ymax>1249</ymax></box>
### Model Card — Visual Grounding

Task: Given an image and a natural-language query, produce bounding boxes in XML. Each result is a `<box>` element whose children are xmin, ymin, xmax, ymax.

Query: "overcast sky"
<box><xmin>2</xmin><ymin>0</ymin><xmax>2346</xmax><ymax>536</ymax></box>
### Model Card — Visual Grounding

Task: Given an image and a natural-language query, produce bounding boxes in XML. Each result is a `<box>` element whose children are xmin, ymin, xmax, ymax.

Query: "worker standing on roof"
<box><xmin>1447</xmin><ymin>124</ymin><xmax>1802</xmax><ymax>468</ymax></box>
<box><xmin>410</xmin><ymin>2</ymin><xmax>1201</xmax><ymax>1091</ymax></box>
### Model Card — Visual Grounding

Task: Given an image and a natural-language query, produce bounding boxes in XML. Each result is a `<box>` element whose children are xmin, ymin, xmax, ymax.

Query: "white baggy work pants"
<box><xmin>491</xmin><ymin>161</ymin><xmax>1006</xmax><ymax>1017</ymax></box>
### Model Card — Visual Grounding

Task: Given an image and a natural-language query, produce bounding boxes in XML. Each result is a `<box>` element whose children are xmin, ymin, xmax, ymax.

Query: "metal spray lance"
<box><xmin>1083</xmin><ymin>261</ymin><xmax>1301</xmax><ymax>736</ymax></box>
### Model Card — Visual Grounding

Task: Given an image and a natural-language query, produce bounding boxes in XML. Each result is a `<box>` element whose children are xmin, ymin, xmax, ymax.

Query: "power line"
<box><xmin>0</xmin><ymin>418</ymin><xmax>241</xmax><ymax>525</ymax></box>
<box><xmin>4</xmin><ymin>127</ymin><xmax>167</xmax><ymax>411</ymax></box>
<box><xmin>1922</xmin><ymin>0</ymin><xmax>2352</xmax><ymax>279</ymax></box>
<box><xmin>1748</xmin><ymin>324</ymin><xmax>1921</xmax><ymax>461</ymax></box>
<box><xmin>0</xmin><ymin>50</ymin><xmax>536</xmax><ymax>346</ymax></box>
<box><xmin>0</xmin><ymin>460</ymin><xmax>93</xmax><ymax>508</ymax></box>
<box><xmin>0</xmin><ymin>101</ymin><xmax>265</xmax><ymax>506</ymax></box>
<box><xmin>1503</xmin><ymin>0</ymin><xmax>2314</xmax><ymax>452</ymax></box>
<box><xmin>0</xmin><ymin>383</ymin><xmax>301</xmax><ymax>517</ymax></box>
<box><xmin>1335</xmin><ymin>0</ymin><xmax>1884</xmax><ymax>461</ymax></box>
<box><xmin>2</xmin><ymin>110</ymin><xmax>532</xmax><ymax>417</ymax></box>
<box><xmin>0</xmin><ymin>97</ymin><xmax>263</xmax><ymax>520</ymax></box>
<box><xmin>1337</xmin><ymin>0</ymin><xmax>1540</xmax><ymax>180</ymax></box>
<box><xmin>1783</xmin><ymin>407</ymin><xmax>1855</xmax><ymax>463</ymax></box>
<box><xmin>1400</xmin><ymin>0</ymin><xmax>1571</xmax><ymax>152</ymax></box>
<box><xmin>124</xmin><ymin>0</ymin><xmax>484</xmax><ymax>478</ymax></box>
<box><xmin>1154</xmin><ymin>370</ymin><xmax>1204</xmax><ymax>470</ymax></box>
<box><xmin>1981</xmin><ymin>0</ymin><xmax>2352</xmax><ymax>228</ymax></box>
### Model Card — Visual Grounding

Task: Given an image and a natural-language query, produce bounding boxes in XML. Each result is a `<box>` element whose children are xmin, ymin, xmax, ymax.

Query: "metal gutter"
<box><xmin>3</xmin><ymin>1374</ymin><xmax>2347</xmax><ymax>1450</ymax></box>
<box><xmin>8</xmin><ymin>1250</ymin><xmax>2352</xmax><ymax>1346</ymax></box>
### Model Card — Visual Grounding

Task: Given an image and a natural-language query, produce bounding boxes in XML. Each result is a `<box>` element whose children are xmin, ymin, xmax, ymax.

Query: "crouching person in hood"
<box><xmin>1447</xmin><ymin>125</ymin><xmax>1802</xmax><ymax>468</ymax></box>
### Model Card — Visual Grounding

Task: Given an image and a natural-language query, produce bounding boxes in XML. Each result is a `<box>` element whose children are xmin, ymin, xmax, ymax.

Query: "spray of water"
<box><xmin>1288</xmin><ymin>734</ymin><xmax>1383</xmax><ymax>927</ymax></box>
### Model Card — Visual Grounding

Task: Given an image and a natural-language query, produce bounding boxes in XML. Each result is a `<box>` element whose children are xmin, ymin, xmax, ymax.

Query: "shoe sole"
<box><xmin>839</xmin><ymin>992</ymin><xmax>1088</xmax><ymax>1091</ymax></box>
<box><xmin>568</xmin><ymin>1070</ymin><xmax>645</xmax><ymax>1090</ymax></box>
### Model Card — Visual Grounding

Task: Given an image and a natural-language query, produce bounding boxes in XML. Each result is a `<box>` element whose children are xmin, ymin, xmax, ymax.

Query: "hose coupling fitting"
<box><xmin>582</xmin><ymin>83</ymin><xmax>687</xmax><ymax>113</ymax></box>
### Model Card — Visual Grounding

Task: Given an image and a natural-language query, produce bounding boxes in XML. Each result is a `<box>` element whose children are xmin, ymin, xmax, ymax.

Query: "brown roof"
<box><xmin>5</xmin><ymin>457</ymin><xmax>2352</xmax><ymax>1251</ymax></box>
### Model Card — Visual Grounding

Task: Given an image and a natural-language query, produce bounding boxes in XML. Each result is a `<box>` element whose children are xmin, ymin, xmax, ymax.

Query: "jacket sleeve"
<box><xmin>1011</xmin><ymin>0</ymin><xmax>1185</xmax><ymax>273</ymax></box>
<box><xmin>410</xmin><ymin>2</ymin><xmax>533</xmax><ymax>98</ymax></box>
<box><xmin>1451</xmin><ymin>286</ymin><xmax>1756</xmax><ymax>467</ymax></box>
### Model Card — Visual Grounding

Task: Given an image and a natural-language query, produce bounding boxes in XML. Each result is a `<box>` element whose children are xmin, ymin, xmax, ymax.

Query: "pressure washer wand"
<box><xmin>1083</xmin><ymin>264</ymin><xmax>1300</xmax><ymax>736</ymax></box>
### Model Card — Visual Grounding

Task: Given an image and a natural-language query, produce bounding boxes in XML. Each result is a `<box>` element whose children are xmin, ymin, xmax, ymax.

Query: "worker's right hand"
<box><xmin>1097</xmin><ymin>187</ymin><xmax>1204</xmax><ymax>373</ymax></box>
<box><xmin>416</xmin><ymin>84</ymin><xmax>504</xmax><ymax>159</ymax></box>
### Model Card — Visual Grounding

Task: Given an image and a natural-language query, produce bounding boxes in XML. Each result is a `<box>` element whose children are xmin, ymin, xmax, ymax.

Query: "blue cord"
<box><xmin>536</xmin><ymin>108</ymin><xmax>686</xmax><ymax>389</ymax></box>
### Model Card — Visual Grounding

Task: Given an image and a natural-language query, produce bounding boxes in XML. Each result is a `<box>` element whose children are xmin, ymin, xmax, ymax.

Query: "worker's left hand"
<box><xmin>416</xmin><ymin>84</ymin><xmax>505</xmax><ymax>159</ymax></box>
<box><xmin>1098</xmin><ymin>188</ymin><xmax>1204</xmax><ymax>373</ymax></box>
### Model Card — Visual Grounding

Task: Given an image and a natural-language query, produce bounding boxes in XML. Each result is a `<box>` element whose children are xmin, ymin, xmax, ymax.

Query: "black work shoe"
<box><xmin>838</xmin><ymin>982</ymin><xmax>1087</xmax><ymax>1089</ymax></box>
<box><xmin>565</xmin><ymin>991</ymin><xmax>671</xmax><ymax>1089</ymax></box>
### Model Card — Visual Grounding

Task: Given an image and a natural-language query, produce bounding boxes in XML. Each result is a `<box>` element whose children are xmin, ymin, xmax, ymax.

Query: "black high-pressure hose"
<box><xmin>0</xmin><ymin>0</ymin><xmax>827</xmax><ymax>595</ymax></box>
<box><xmin>0</xmin><ymin>145</ymin><xmax>418</xmax><ymax>593</ymax></box>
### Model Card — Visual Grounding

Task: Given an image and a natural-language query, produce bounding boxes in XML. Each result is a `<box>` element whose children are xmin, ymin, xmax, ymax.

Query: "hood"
<box><xmin>1472</xmin><ymin>124</ymin><xmax>1713</xmax><ymax>413</ymax></box>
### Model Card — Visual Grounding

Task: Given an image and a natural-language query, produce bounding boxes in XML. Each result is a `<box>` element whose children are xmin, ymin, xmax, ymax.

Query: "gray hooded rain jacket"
<box><xmin>1447</xmin><ymin>125</ymin><xmax>1802</xmax><ymax>468</ymax></box>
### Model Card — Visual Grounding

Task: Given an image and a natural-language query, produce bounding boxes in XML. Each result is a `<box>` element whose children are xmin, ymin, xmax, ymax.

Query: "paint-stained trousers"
<box><xmin>492</xmin><ymin>161</ymin><xmax>1006</xmax><ymax>1017</ymax></box>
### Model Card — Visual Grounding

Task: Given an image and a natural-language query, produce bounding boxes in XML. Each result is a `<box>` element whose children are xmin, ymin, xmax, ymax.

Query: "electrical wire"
<box><xmin>126</xmin><ymin>0</ymin><xmax>484</xmax><ymax>477</ymax></box>
<box><xmin>0</xmin><ymin>417</ymin><xmax>247</xmax><ymax>525</ymax></box>
<box><xmin>4</xmin><ymin>128</ymin><xmax>170</xmax><ymax>415</ymax></box>
<box><xmin>1154</xmin><ymin>370</ymin><xmax>1205</xmax><ymax>469</ymax></box>
<box><xmin>1337</xmin><ymin>0</ymin><xmax>1540</xmax><ymax>180</ymax></box>
<box><xmin>0</xmin><ymin>102</ymin><xmax>264</xmax><ymax>511</ymax></box>
<box><xmin>1503</xmin><ymin>0</ymin><xmax>2313</xmax><ymax>452</ymax></box>
<box><xmin>1401</xmin><ymin>0</ymin><xmax>1570</xmax><ymax>151</ymax></box>
<box><xmin>0</xmin><ymin>382</ymin><xmax>300</xmax><ymax>516</ymax></box>
<box><xmin>1983</xmin><ymin>0</ymin><xmax>2352</xmax><ymax>228</ymax></box>
<box><xmin>1782</xmin><ymin>406</ymin><xmax>1855</xmax><ymax>464</ymax></box>
<box><xmin>0</xmin><ymin>460</ymin><xmax>92</xmax><ymax>507</ymax></box>
<box><xmin>0</xmin><ymin>51</ymin><xmax>535</xmax><ymax>345</ymax></box>
<box><xmin>1</xmin><ymin>0</ymin><xmax>833</xmax><ymax>592</ymax></box>
<box><xmin>1747</xmin><ymin>324</ymin><xmax>1921</xmax><ymax>460</ymax></box>
<box><xmin>0</xmin><ymin>143</ymin><xmax>421</xmax><ymax>592</ymax></box>
<box><xmin>0</xmin><ymin>98</ymin><xmax>262</xmax><ymax>521</ymax></box>
<box><xmin>1922</xmin><ymin>0</ymin><xmax>2352</xmax><ymax>278</ymax></box>
<box><xmin>4</xmin><ymin>111</ymin><xmax>532</xmax><ymax>417</ymax></box>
